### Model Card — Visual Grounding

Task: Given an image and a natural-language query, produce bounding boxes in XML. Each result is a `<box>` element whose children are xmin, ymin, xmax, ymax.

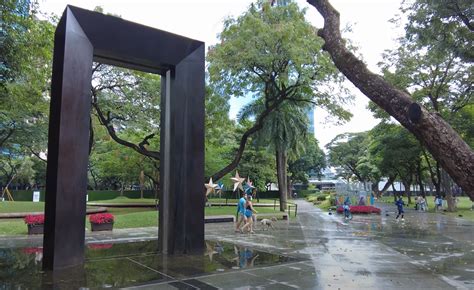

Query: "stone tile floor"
<box><xmin>0</xmin><ymin>200</ymin><xmax>473</xmax><ymax>289</ymax></box>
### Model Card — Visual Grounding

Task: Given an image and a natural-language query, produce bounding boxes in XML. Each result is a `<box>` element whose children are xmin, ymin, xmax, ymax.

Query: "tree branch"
<box><xmin>307</xmin><ymin>0</ymin><xmax>474</xmax><ymax>199</ymax></box>
<box><xmin>92</xmin><ymin>95</ymin><xmax>161</xmax><ymax>161</ymax></box>
<box><xmin>211</xmin><ymin>92</ymin><xmax>288</xmax><ymax>181</ymax></box>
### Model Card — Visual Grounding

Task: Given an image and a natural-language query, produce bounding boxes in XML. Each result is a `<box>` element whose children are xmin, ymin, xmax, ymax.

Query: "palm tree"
<box><xmin>239</xmin><ymin>99</ymin><xmax>309</xmax><ymax>211</ymax></box>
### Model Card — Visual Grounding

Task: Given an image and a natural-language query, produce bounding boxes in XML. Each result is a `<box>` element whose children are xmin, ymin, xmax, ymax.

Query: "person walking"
<box><xmin>241</xmin><ymin>194</ymin><xmax>258</xmax><ymax>234</ymax></box>
<box><xmin>235</xmin><ymin>192</ymin><xmax>248</xmax><ymax>233</ymax></box>
<box><xmin>395</xmin><ymin>196</ymin><xmax>405</xmax><ymax>221</ymax></box>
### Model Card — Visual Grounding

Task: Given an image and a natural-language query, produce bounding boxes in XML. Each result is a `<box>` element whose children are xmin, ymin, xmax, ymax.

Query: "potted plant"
<box><xmin>24</xmin><ymin>214</ymin><xmax>45</xmax><ymax>235</ymax></box>
<box><xmin>89</xmin><ymin>213</ymin><xmax>114</xmax><ymax>231</ymax></box>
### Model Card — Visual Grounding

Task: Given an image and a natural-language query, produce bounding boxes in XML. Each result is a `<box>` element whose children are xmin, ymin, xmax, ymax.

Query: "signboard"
<box><xmin>33</xmin><ymin>191</ymin><xmax>40</xmax><ymax>202</ymax></box>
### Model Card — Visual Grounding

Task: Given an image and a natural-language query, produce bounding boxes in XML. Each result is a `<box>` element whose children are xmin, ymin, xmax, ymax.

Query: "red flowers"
<box><xmin>24</xmin><ymin>214</ymin><xmax>45</xmax><ymax>225</ymax></box>
<box><xmin>88</xmin><ymin>243</ymin><xmax>113</xmax><ymax>250</ymax></box>
<box><xmin>89</xmin><ymin>213</ymin><xmax>114</xmax><ymax>224</ymax></box>
<box><xmin>336</xmin><ymin>205</ymin><xmax>381</xmax><ymax>214</ymax></box>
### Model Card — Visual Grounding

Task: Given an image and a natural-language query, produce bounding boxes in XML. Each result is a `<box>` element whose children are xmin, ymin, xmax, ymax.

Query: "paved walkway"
<box><xmin>203</xmin><ymin>200</ymin><xmax>474</xmax><ymax>289</ymax></box>
<box><xmin>0</xmin><ymin>200</ymin><xmax>473</xmax><ymax>289</ymax></box>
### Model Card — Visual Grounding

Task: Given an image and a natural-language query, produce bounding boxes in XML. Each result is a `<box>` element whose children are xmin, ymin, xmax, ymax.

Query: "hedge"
<box><xmin>297</xmin><ymin>189</ymin><xmax>320</xmax><ymax>198</ymax></box>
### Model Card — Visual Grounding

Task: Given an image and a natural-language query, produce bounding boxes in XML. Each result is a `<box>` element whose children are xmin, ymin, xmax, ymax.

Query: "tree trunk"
<box><xmin>276</xmin><ymin>148</ymin><xmax>288</xmax><ymax>212</ymax></box>
<box><xmin>380</xmin><ymin>175</ymin><xmax>396</xmax><ymax>198</ymax></box>
<box><xmin>441</xmin><ymin>169</ymin><xmax>455</xmax><ymax>212</ymax></box>
<box><xmin>371</xmin><ymin>180</ymin><xmax>380</xmax><ymax>197</ymax></box>
<box><xmin>415</xmin><ymin>160</ymin><xmax>426</xmax><ymax>197</ymax></box>
<box><xmin>403</xmin><ymin>182</ymin><xmax>412</xmax><ymax>204</ymax></box>
<box><xmin>307</xmin><ymin>0</ymin><xmax>474</xmax><ymax>201</ymax></box>
<box><xmin>392</xmin><ymin>183</ymin><xmax>398</xmax><ymax>202</ymax></box>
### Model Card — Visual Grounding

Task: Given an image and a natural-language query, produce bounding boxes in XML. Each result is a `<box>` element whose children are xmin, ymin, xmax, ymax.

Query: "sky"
<box><xmin>38</xmin><ymin>0</ymin><xmax>404</xmax><ymax>148</ymax></box>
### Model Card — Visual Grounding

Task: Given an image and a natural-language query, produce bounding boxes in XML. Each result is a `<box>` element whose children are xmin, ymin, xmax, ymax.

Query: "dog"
<box><xmin>260</xmin><ymin>217</ymin><xmax>277</xmax><ymax>230</ymax></box>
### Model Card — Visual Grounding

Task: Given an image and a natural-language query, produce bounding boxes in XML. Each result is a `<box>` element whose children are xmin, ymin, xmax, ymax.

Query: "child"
<box><xmin>395</xmin><ymin>196</ymin><xmax>405</xmax><ymax>221</ymax></box>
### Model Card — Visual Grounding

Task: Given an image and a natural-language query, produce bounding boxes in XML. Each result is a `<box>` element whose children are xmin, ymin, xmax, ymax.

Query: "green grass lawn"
<box><xmin>0</xmin><ymin>203</ymin><xmax>285</xmax><ymax>235</ymax></box>
<box><xmin>87</xmin><ymin>197</ymin><xmax>157</xmax><ymax>204</ymax></box>
<box><xmin>0</xmin><ymin>201</ymin><xmax>45</xmax><ymax>213</ymax></box>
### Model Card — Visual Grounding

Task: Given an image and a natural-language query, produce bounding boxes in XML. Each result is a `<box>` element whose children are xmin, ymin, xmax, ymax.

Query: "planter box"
<box><xmin>27</xmin><ymin>224</ymin><xmax>44</xmax><ymax>235</ymax></box>
<box><xmin>91</xmin><ymin>222</ymin><xmax>113</xmax><ymax>232</ymax></box>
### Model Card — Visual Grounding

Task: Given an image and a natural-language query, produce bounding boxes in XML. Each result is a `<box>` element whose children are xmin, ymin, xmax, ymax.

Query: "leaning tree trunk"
<box><xmin>307</xmin><ymin>0</ymin><xmax>474</xmax><ymax>201</ymax></box>
<box><xmin>276</xmin><ymin>148</ymin><xmax>288</xmax><ymax>212</ymax></box>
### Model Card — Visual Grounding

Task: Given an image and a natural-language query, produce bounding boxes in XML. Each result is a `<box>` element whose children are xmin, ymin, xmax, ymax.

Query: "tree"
<box><xmin>373</xmin><ymin>0</ymin><xmax>473</xmax><ymax>207</ymax></box>
<box><xmin>326</xmin><ymin>132</ymin><xmax>370</xmax><ymax>185</ymax></box>
<box><xmin>400</xmin><ymin>0</ymin><xmax>473</xmax><ymax>62</ymax></box>
<box><xmin>208</xmin><ymin>0</ymin><xmax>351</xmax><ymax>208</ymax></box>
<box><xmin>238</xmin><ymin>99</ymin><xmax>311</xmax><ymax>210</ymax></box>
<box><xmin>307</xmin><ymin>0</ymin><xmax>474</xmax><ymax>200</ymax></box>
<box><xmin>368</xmin><ymin>123</ymin><xmax>423</xmax><ymax>203</ymax></box>
<box><xmin>288</xmin><ymin>137</ymin><xmax>326</xmax><ymax>185</ymax></box>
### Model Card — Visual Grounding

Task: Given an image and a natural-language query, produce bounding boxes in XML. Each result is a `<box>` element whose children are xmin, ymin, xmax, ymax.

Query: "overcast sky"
<box><xmin>38</xmin><ymin>0</ymin><xmax>404</xmax><ymax>148</ymax></box>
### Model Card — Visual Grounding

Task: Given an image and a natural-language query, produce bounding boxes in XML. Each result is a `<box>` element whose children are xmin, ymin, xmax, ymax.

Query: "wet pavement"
<box><xmin>0</xmin><ymin>200</ymin><xmax>473</xmax><ymax>289</ymax></box>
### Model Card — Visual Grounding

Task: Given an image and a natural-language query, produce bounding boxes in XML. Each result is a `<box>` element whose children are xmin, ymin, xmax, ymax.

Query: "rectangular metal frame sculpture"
<box><xmin>43</xmin><ymin>6</ymin><xmax>205</xmax><ymax>270</ymax></box>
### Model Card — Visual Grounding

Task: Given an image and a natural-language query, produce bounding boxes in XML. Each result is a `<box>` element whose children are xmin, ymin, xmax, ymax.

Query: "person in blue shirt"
<box><xmin>395</xmin><ymin>196</ymin><xmax>405</xmax><ymax>221</ymax></box>
<box><xmin>235</xmin><ymin>192</ymin><xmax>247</xmax><ymax>233</ymax></box>
<box><xmin>343</xmin><ymin>197</ymin><xmax>352</xmax><ymax>220</ymax></box>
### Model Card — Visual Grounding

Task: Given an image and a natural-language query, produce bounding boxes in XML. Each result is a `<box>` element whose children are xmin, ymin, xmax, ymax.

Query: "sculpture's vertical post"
<box><xmin>159</xmin><ymin>44</ymin><xmax>205</xmax><ymax>254</ymax></box>
<box><xmin>43</xmin><ymin>9</ymin><xmax>93</xmax><ymax>270</ymax></box>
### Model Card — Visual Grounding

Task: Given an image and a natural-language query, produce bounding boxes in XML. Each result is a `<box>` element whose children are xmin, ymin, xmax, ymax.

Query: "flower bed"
<box><xmin>336</xmin><ymin>205</ymin><xmax>381</xmax><ymax>214</ymax></box>
<box><xmin>24</xmin><ymin>214</ymin><xmax>45</xmax><ymax>226</ymax></box>
<box><xmin>88</xmin><ymin>243</ymin><xmax>113</xmax><ymax>250</ymax></box>
<box><xmin>24</xmin><ymin>214</ymin><xmax>45</xmax><ymax>235</ymax></box>
<box><xmin>89</xmin><ymin>213</ymin><xmax>114</xmax><ymax>224</ymax></box>
<box><xmin>89</xmin><ymin>213</ymin><xmax>114</xmax><ymax>231</ymax></box>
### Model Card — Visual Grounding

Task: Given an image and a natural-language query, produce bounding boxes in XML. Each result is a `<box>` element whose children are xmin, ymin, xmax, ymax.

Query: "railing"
<box><xmin>273</xmin><ymin>199</ymin><xmax>298</xmax><ymax>217</ymax></box>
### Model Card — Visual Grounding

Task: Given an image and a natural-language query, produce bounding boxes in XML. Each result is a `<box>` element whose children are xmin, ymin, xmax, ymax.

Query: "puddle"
<box><xmin>0</xmin><ymin>240</ymin><xmax>299</xmax><ymax>288</ymax></box>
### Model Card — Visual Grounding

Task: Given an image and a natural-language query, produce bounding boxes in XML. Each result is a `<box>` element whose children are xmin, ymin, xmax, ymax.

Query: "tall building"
<box><xmin>306</xmin><ymin>107</ymin><xmax>315</xmax><ymax>137</ymax></box>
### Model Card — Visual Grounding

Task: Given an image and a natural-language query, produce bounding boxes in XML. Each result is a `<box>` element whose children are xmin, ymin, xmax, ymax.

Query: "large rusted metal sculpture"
<box><xmin>43</xmin><ymin>6</ymin><xmax>205</xmax><ymax>271</ymax></box>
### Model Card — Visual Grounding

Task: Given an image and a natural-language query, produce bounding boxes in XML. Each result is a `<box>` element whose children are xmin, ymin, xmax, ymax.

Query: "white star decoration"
<box><xmin>230</xmin><ymin>171</ymin><xmax>245</xmax><ymax>192</ymax></box>
<box><xmin>205</xmin><ymin>177</ymin><xmax>218</xmax><ymax>196</ymax></box>
<box><xmin>204</xmin><ymin>241</ymin><xmax>218</xmax><ymax>262</ymax></box>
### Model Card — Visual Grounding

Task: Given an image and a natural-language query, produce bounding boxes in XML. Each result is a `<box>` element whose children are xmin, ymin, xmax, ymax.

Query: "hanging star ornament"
<box><xmin>230</xmin><ymin>171</ymin><xmax>245</xmax><ymax>192</ymax></box>
<box><xmin>205</xmin><ymin>177</ymin><xmax>218</xmax><ymax>196</ymax></box>
<box><xmin>244</xmin><ymin>178</ymin><xmax>255</xmax><ymax>194</ymax></box>
<box><xmin>216</xmin><ymin>181</ymin><xmax>224</xmax><ymax>194</ymax></box>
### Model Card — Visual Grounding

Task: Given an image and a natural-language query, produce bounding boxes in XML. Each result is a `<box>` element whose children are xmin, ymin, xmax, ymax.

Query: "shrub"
<box><xmin>336</xmin><ymin>205</ymin><xmax>381</xmax><ymax>214</ymax></box>
<box><xmin>89</xmin><ymin>213</ymin><xmax>115</xmax><ymax>224</ymax></box>
<box><xmin>24</xmin><ymin>214</ymin><xmax>45</xmax><ymax>225</ymax></box>
<box><xmin>316</xmin><ymin>194</ymin><xmax>328</xmax><ymax>201</ymax></box>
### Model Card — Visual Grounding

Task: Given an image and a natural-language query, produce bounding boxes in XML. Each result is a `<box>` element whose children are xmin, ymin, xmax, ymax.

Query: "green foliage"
<box><xmin>368</xmin><ymin>123</ymin><xmax>423</xmax><ymax>186</ymax></box>
<box><xmin>400</xmin><ymin>0</ymin><xmax>473</xmax><ymax>62</ymax></box>
<box><xmin>236</xmin><ymin>146</ymin><xmax>277</xmax><ymax>192</ymax></box>
<box><xmin>373</xmin><ymin>0</ymin><xmax>473</xmax><ymax>147</ymax></box>
<box><xmin>208</xmin><ymin>0</ymin><xmax>351</xmax><ymax>118</ymax></box>
<box><xmin>326</xmin><ymin>132</ymin><xmax>373</xmax><ymax>182</ymax></box>
<box><xmin>288</xmin><ymin>137</ymin><xmax>326</xmax><ymax>184</ymax></box>
<box><xmin>316</xmin><ymin>194</ymin><xmax>328</xmax><ymax>201</ymax></box>
<box><xmin>1</xmin><ymin>2</ymin><xmax>54</xmax><ymax>177</ymax></box>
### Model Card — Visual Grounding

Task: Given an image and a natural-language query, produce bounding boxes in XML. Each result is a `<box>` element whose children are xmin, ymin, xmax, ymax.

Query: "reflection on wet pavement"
<box><xmin>0</xmin><ymin>240</ymin><xmax>300</xmax><ymax>289</ymax></box>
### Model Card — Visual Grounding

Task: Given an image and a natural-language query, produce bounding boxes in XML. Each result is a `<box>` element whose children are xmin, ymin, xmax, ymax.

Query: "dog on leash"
<box><xmin>260</xmin><ymin>217</ymin><xmax>277</xmax><ymax>230</ymax></box>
